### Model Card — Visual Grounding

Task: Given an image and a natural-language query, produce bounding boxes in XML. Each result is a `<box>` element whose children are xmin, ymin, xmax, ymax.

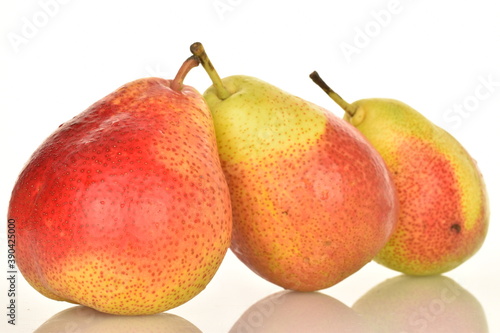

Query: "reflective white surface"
<box><xmin>0</xmin><ymin>252</ymin><xmax>497</xmax><ymax>332</ymax></box>
<box><xmin>2</xmin><ymin>0</ymin><xmax>499</xmax><ymax>332</ymax></box>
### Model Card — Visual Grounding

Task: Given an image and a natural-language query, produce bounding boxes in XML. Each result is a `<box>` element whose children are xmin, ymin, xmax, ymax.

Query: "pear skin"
<box><xmin>8</xmin><ymin>57</ymin><xmax>232</xmax><ymax>315</ymax></box>
<box><xmin>189</xmin><ymin>43</ymin><xmax>399</xmax><ymax>292</ymax></box>
<box><xmin>347</xmin><ymin>99</ymin><xmax>489</xmax><ymax>275</ymax></box>
<box><xmin>310</xmin><ymin>71</ymin><xmax>489</xmax><ymax>276</ymax></box>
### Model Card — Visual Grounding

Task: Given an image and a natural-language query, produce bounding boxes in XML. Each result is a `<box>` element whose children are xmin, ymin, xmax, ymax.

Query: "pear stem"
<box><xmin>171</xmin><ymin>55</ymin><xmax>200</xmax><ymax>92</ymax></box>
<box><xmin>190</xmin><ymin>42</ymin><xmax>231</xmax><ymax>100</ymax></box>
<box><xmin>309</xmin><ymin>71</ymin><xmax>356</xmax><ymax>117</ymax></box>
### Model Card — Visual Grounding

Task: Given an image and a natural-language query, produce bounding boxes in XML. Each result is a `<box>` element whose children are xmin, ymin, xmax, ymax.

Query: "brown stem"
<box><xmin>309</xmin><ymin>71</ymin><xmax>356</xmax><ymax>117</ymax></box>
<box><xmin>190</xmin><ymin>42</ymin><xmax>231</xmax><ymax>100</ymax></box>
<box><xmin>171</xmin><ymin>55</ymin><xmax>200</xmax><ymax>92</ymax></box>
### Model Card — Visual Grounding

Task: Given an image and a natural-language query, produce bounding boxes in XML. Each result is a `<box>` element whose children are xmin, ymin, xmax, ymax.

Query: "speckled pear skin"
<box><xmin>204</xmin><ymin>75</ymin><xmax>399</xmax><ymax>291</ymax></box>
<box><xmin>344</xmin><ymin>98</ymin><xmax>489</xmax><ymax>275</ymax></box>
<box><xmin>8</xmin><ymin>77</ymin><xmax>232</xmax><ymax>315</ymax></box>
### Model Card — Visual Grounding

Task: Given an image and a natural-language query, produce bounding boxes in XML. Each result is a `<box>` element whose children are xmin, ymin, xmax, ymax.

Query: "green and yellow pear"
<box><xmin>191</xmin><ymin>43</ymin><xmax>398</xmax><ymax>291</ymax></box>
<box><xmin>310</xmin><ymin>71</ymin><xmax>489</xmax><ymax>276</ymax></box>
<box><xmin>8</xmin><ymin>56</ymin><xmax>232</xmax><ymax>315</ymax></box>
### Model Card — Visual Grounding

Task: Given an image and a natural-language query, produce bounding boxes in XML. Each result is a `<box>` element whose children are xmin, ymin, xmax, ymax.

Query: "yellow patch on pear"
<box><xmin>204</xmin><ymin>76</ymin><xmax>327</xmax><ymax>164</ymax></box>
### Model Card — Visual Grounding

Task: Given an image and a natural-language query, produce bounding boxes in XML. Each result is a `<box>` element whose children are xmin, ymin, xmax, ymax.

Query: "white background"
<box><xmin>1</xmin><ymin>0</ymin><xmax>499</xmax><ymax>332</ymax></box>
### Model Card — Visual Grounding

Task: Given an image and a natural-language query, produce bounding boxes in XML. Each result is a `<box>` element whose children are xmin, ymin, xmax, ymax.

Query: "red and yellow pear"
<box><xmin>191</xmin><ymin>43</ymin><xmax>399</xmax><ymax>291</ymax></box>
<box><xmin>310</xmin><ymin>71</ymin><xmax>489</xmax><ymax>275</ymax></box>
<box><xmin>8</xmin><ymin>56</ymin><xmax>232</xmax><ymax>315</ymax></box>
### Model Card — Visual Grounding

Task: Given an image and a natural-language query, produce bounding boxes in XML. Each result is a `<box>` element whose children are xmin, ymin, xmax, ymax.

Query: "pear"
<box><xmin>7</xmin><ymin>56</ymin><xmax>232</xmax><ymax>315</ymax></box>
<box><xmin>310</xmin><ymin>71</ymin><xmax>489</xmax><ymax>275</ymax></box>
<box><xmin>190</xmin><ymin>43</ymin><xmax>398</xmax><ymax>291</ymax></box>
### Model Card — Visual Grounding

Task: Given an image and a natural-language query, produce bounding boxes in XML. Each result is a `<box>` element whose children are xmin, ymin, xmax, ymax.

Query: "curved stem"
<box><xmin>309</xmin><ymin>71</ymin><xmax>356</xmax><ymax>117</ymax></box>
<box><xmin>190</xmin><ymin>42</ymin><xmax>231</xmax><ymax>100</ymax></box>
<box><xmin>171</xmin><ymin>55</ymin><xmax>200</xmax><ymax>92</ymax></box>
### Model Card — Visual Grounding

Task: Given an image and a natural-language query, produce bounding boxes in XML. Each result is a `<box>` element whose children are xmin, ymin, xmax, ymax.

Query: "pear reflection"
<box><xmin>229</xmin><ymin>290</ymin><xmax>368</xmax><ymax>333</ymax></box>
<box><xmin>34</xmin><ymin>305</ymin><xmax>202</xmax><ymax>333</ymax></box>
<box><xmin>353</xmin><ymin>274</ymin><xmax>488</xmax><ymax>333</ymax></box>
